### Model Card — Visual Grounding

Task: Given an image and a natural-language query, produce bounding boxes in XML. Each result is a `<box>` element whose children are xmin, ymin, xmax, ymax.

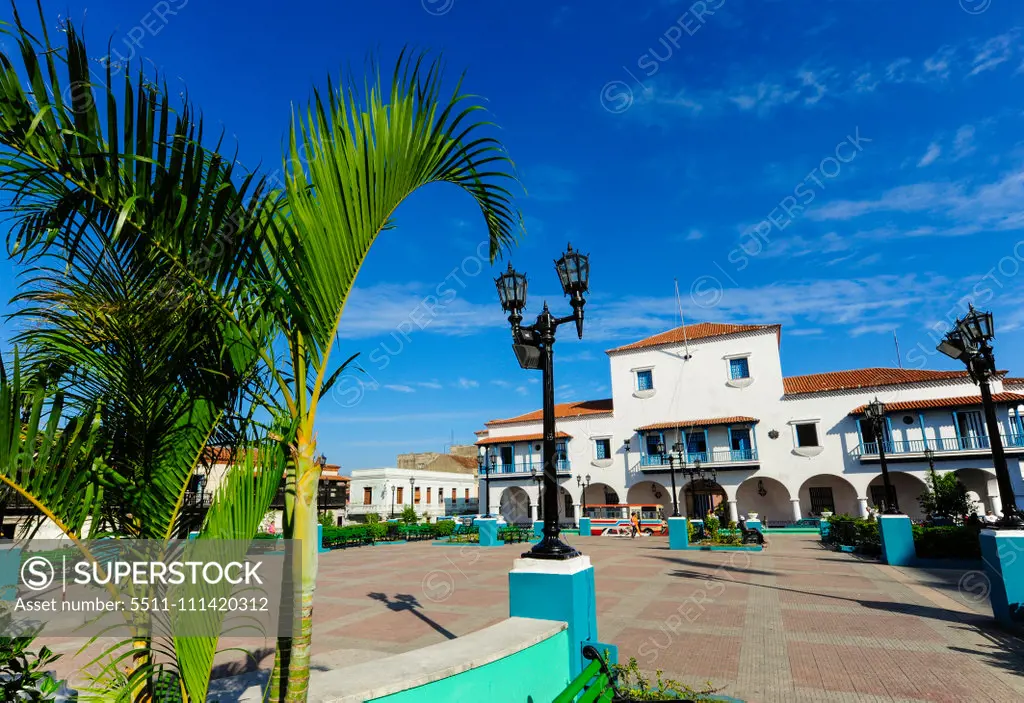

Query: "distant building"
<box><xmin>347</xmin><ymin>468</ymin><xmax>478</xmax><ymax>521</ymax></box>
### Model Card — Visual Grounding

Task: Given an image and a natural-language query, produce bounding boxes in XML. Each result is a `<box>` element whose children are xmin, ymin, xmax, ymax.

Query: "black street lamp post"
<box><xmin>496</xmin><ymin>244</ymin><xmax>589</xmax><ymax>560</ymax></box>
<box><xmin>864</xmin><ymin>397</ymin><xmax>900</xmax><ymax>514</ymax></box>
<box><xmin>477</xmin><ymin>451</ymin><xmax>494</xmax><ymax>517</ymax></box>
<box><xmin>390</xmin><ymin>485</ymin><xmax>396</xmax><ymax>518</ymax></box>
<box><xmin>657</xmin><ymin>441</ymin><xmax>682</xmax><ymax>517</ymax></box>
<box><xmin>409</xmin><ymin>477</ymin><xmax>415</xmax><ymax>513</ymax></box>
<box><xmin>937</xmin><ymin>305</ymin><xmax>1023</xmax><ymax>528</ymax></box>
<box><xmin>576</xmin><ymin>473</ymin><xmax>591</xmax><ymax>517</ymax></box>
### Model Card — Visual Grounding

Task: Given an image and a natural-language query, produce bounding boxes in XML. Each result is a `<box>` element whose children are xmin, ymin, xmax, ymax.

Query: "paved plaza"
<box><xmin>300</xmin><ymin>533</ymin><xmax>1023</xmax><ymax>703</ymax></box>
<box><xmin>45</xmin><ymin>533</ymin><xmax>1024</xmax><ymax>701</ymax></box>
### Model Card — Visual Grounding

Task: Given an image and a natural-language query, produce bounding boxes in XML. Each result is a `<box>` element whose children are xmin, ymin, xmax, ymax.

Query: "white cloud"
<box><xmin>686</xmin><ymin>229</ymin><xmax>704</xmax><ymax>241</ymax></box>
<box><xmin>416</xmin><ymin>380</ymin><xmax>443</xmax><ymax>390</ymax></box>
<box><xmin>383</xmin><ymin>384</ymin><xmax>416</xmax><ymax>393</ymax></box>
<box><xmin>968</xmin><ymin>31</ymin><xmax>1018</xmax><ymax>77</ymax></box>
<box><xmin>456</xmin><ymin>378</ymin><xmax>480</xmax><ymax>389</ymax></box>
<box><xmin>338</xmin><ymin>282</ymin><xmax>503</xmax><ymax>340</ymax></box>
<box><xmin>491</xmin><ymin>380</ymin><xmax>512</xmax><ymax>388</ymax></box>
<box><xmin>952</xmin><ymin>125</ymin><xmax>976</xmax><ymax>159</ymax></box>
<box><xmin>515</xmin><ymin>386</ymin><xmax>529</xmax><ymax>396</ymax></box>
<box><xmin>917</xmin><ymin>142</ymin><xmax>941</xmax><ymax>167</ymax></box>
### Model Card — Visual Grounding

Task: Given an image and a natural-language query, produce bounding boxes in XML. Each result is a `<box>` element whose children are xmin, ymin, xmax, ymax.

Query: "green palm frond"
<box><xmin>0</xmin><ymin>352</ymin><xmax>102</xmax><ymax>538</ymax></box>
<box><xmin>270</xmin><ymin>49</ymin><xmax>524</xmax><ymax>415</ymax></box>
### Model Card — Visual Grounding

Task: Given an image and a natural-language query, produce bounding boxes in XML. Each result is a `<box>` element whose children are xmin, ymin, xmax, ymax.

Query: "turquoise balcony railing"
<box><xmin>492</xmin><ymin>459</ymin><xmax>571</xmax><ymax>475</ymax></box>
<box><xmin>855</xmin><ymin>434</ymin><xmax>1024</xmax><ymax>456</ymax></box>
<box><xmin>639</xmin><ymin>448</ymin><xmax>757</xmax><ymax>466</ymax></box>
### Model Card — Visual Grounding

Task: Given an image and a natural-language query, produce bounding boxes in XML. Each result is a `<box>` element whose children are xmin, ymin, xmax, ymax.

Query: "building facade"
<box><xmin>347</xmin><ymin>468</ymin><xmax>479</xmax><ymax>521</ymax></box>
<box><xmin>475</xmin><ymin>323</ymin><xmax>1024</xmax><ymax>526</ymax></box>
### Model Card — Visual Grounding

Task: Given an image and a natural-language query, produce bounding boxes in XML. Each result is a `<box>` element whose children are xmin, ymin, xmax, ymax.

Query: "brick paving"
<box><xmin>47</xmin><ymin>533</ymin><xmax>1024</xmax><ymax>701</ymax></box>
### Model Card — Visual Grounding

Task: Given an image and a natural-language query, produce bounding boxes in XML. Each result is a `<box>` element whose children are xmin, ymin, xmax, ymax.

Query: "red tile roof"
<box><xmin>485</xmin><ymin>398</ymin><xmax>613</xmax><ymax>426</ymax></box>
<box><xmin>607</xmin><ymin>322</ymin><xmax>781</xmax><ymax>354</ymax></box>
<box><xmin>475</xmin><ymin>431</ymin><xmax>573</xmax><ymax>446</ymax></box>
<box><xmin>850</xmin><ymin>392</ymin><xmax>1024</xmax><ymax>415</ymax></box>
<box><xmin>637</xmin><ymin>416</ymin><xmax>759</xmax><ymax>432</ymax></box>
<box><xmin>783</xmin><ymin>368</ymin><xmax>977</xmax><ymax>395</ymax></box>
<box><xmin>319</xmin><ymin>473</ymin><xmax>350</xmax><ymax>482</ymax></box>
<box><xmin>1004</xmin><ymin>377</ymin><xmax>1024</xmax><ymax>387</ymax></box>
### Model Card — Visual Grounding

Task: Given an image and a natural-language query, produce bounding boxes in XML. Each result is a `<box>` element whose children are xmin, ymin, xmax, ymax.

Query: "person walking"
<box><xmin>630</xmin><ymin>512</ymin><xmax>640</xmax><ymax>539</ymax></box>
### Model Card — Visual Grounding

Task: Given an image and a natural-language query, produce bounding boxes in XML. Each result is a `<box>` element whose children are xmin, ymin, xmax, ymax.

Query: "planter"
<box><xmin>746</xmin><ymin>512</ymin><xmax>758</xmax><ymax>520</ymax></box>
<box><xmin>820</xmin><ymin>511</ymin><xmax>833</xmax><ymax>518</ymax></box>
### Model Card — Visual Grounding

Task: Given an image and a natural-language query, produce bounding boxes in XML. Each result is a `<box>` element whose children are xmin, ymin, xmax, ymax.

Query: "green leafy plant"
<box><xmin>365</xmin><ymin>512</ymin><xmax>382</xmax><ymax>524</ymax></box>
<box><xmin>0</xmin><ymin>632</ymin><xmax>64</xmax><ymax>701</ymax></box>
<box><xmin>434</xmin><ymin>520</ymin><xmax>456</xmax><ymax>537</ymax></box>
<box><xmin>912</xmin><ymin>524</ymin><xmax>982</xmax><ymax>560</ymax></box>
<box><xmin>704</xmin><ymin>514</ymin><xmax>720</xmax><ymax>542</ymax></box>
<box><xmin>610</xmin><ymin>656</ymin><xmax>720</xmax><ymax>701</ymax></box>
<box><xmin>400</xmin><ymin>505</ymin><xmax>419</xmax><ymax>524</ymax></box>
<box><xmin>318</xmin><ymin>511</ymin><xmax>336</xmax><ymax>528</ymax></box>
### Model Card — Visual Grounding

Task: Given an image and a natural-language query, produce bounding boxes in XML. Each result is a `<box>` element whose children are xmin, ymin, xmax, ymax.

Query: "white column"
<box><xmin>790</xmin><ymin>499</ymin><xmax>801</xmax><ymax>522</ymax></box>
<box><xmin>727</xmin><ymin>500</ymin><xmax>739</xmax><ymax>524</ymax></box>
<box><xmin>530</xmin><ymin>504</ymin><xmax>539</xmax><ymax>521</ymax></box>
<box><xmin>574</xmin><ymin>503</ymin><xmax>582</xmax><ymax>525</ymax></box>
<box><xmin>857</xmin><ymin>498</ymin><xmax>869</xmax><ymax>518</ymax></box>
<box><xmin>988</xmin><ymin>493</ymin><xmax>1003</xmax><ymax>516</ymax></box>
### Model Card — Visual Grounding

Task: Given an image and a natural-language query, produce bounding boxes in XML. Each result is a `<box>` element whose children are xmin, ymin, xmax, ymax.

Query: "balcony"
<box><xmin>489</xmin><ymin>459</ymin><xmax>571</xmax><ymax>477</ymax></box>
<box><xmin>639</xmin><ymin>448</ymin><xmax>758</xmax><ymax>468</ymax></box>
<box><xmin>853</xmin><ymin>434</ymin><xmax>1024</xmax><ymax>459</ymax></box>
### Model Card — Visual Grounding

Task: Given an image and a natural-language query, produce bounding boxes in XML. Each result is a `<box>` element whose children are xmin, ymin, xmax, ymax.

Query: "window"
<box><xmin>465</xmin><ymin>488</ymin><xmax>470</xmax><ymax>501</ymax></box>
<box><xmin>730</xmin><ymin>428</ymin><xmax>752</xmax><ymax>458</ymax></box>
<box><xmin>955</xmin><ymin>410</ymin><xmax>986</xmax><ymax>449</ymax></box>
<box><xmin>685</xmin><ymin>430</ymin><xmax>707</xmax><ymax>455</ymax></box>
<box><xmin>636</xmin><ymin>369</ymin><xmax>654</xmax><ymax>391</ymax></box>
<box><xmin>808</xmin><ymin>487</ymin><xmax>834</xmax><ymax>514</ymax></box>
<box><xmin>397</xmin><ymin>487</ymin><xmax>404</xmax><ymax>504</ymax></box>
<box><xmin>362</xmin><ymin>487</ymin><xmax>372</xmax><ymax>505</ymax></box>
<box><xmin>500</xmin><ymin>445</ymin><xmax>514</xmax><ymax>469</ymax></box>
<box><xmin>414</xmin><ymin>487</ymin><xmax>421</xmax><ymax>504</ymax></box>
<box><xmin>451</xmin><ymin>488</ymin><xmax>457</xmax><ymax>502</ymax></box>
<box><xmin>555</xmin><ymin>440</ymin><xmax>568</xmax><ymax>463</ymax></box>
<box><xmin>729</xmin><ymin>357</ymin><xmax>750</xmax><ymax>380</ymax></box>
<box><xmin>858</xmin><ymin>418</ymin><xmax>890</xmax><ymax>444</ymax></box>
<box><xmin>426</xmin><ymin>487</ymin><xmax>432</xmax><ymax>504</ymax></box>
<box><xmin>645</xmin><ymin>433</ymin><xmax>662</xmax><ymax>458</ymax></box>
<box><xmin>595</xmin><ymin>438</ymin><xmax>611</xmax><ymax>460</ymax></box>
<box><xmin>795</xmin><ymin>423</ymin><xmax>819</xmax><ymax>447</ymax></box>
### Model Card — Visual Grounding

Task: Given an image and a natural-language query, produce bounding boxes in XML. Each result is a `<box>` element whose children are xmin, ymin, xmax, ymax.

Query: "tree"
<box><xmin>400</xmin><ymin>505</ymin><xmax>419</xmax><ymax>524</ymax></box>
<box><xmin>0</xmin><ymin>5</ymin><xmax>287</xmax><ymax>699</ymax></box>
<box><xmin>918</xmin><ymin>467</ymin><xmax>976</xmax><ymax>519</ymax></box>
<box><xmin>252</xmin><ymin>54</ymin><xmax>523</xmax><ymax>701</ymax></box>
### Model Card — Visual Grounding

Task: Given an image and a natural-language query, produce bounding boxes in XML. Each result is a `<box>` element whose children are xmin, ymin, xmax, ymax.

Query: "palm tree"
<box><xmin>0</xmin><ymin>5</ymin><xmax>288</xmax><ymax>699</ymax></box>
<box><xmin>255</xmin><ymin>55</ymin><xmax>523</xmax><ymax>700</ymax></box>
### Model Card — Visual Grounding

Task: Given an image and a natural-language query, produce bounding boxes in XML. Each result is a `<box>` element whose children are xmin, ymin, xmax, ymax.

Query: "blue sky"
<box><xmin>3</xmin><ymin>0</ymin><xmax>1024</xmax><ymax>470</ymax></box>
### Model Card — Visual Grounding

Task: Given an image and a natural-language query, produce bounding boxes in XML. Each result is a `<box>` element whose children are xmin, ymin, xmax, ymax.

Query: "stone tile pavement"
<box><xmin>46</xmin><ymin>533</ymin><xmax>1024</xmax><ymax>701</ymax></box>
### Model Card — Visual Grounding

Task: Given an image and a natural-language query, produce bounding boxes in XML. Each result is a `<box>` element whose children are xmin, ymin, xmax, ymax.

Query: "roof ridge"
<box><xmin>606</xmin><ymin>322</ymin><xmax>781</xmax><ymax>355</ymax></box>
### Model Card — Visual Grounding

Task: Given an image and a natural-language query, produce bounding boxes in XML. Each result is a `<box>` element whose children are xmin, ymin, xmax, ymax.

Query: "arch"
<box><xmin>582</xmin><ymin>482</ymin><xmax>619</xmax><ymax>508</ymax></box>
<box><xmin>626</xmin><ymin>480</ymin><xmax>672</xmax><ymax>516</ymax></box>
<box><xmin>798</xmin><ymin>474</ymin><xmax>859</xmax><ymax>517</ymax></box>
<box><xmin>499</xmin><ymin>486</ymin><xmax>531</xmax><ymax>525</ymax></box>
<box><xmin>681</xmin><ymin>479</ymin><xmax>727</xmax><ymax>520</ymax></box>
<box><xmin>736</xmin><ymin>476</ymin><xmax>791</xmax><ymax>524</ymax></box>
<box><xmin>868</xmin><ymin>471</ymin><xmax>928</xmax><ymax>520</ymax></box>
<box><xmin>953</xmin><ymin>468</ymin><xmax>998</xmax><ymax>515</ymax></box>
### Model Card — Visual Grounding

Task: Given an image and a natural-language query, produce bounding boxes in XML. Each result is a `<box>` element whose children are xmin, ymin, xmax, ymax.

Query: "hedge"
<box><xmin>913</xmin><ymin>524</ymin><xmax>982</xmax><ymax>560</ymax></box>
<box><xmin>827</xmin><ymin>515</ymin><xmax>881</xmax><ymax>555</ymax></box>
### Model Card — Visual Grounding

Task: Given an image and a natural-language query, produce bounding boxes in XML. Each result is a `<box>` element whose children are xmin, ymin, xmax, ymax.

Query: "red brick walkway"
<box><xmin>49</xmin><ymin>534</ymin><xmax>1024</xmax><ymax>701</ymax></box>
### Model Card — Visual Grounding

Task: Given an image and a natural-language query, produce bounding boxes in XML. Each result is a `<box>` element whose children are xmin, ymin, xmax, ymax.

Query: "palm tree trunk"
<box><xmin>269</xmin><ymin>444</ymin><xmax>321</xmax><ymax>702</ymax></box>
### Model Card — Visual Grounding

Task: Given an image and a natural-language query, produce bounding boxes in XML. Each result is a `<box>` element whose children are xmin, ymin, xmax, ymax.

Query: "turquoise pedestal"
<box><xmin>533</xmin><ymin>521</ymin><xmax>544</xmax><ymax>537</ymax></box>
<box><xmin>979</xmin><ymin>529</ymin><xmax>1024</xmax><ymax>627</ymax></box>
<box><xmin>578</xmin><ymin>517</ymin><xmax>592</xmax><ymax>536</ymax></box>
<box><xmin>746</xmin><ymin>519</ymin><xmax>762</xmax><ymax>533</ymax></box>
<box><xmin>509</xmin><ymin>555</ymin><xmax>598</xmax><ymax>676</ymax></box>
<box><xmin>878</xmin><ymin>515</ymin><xmax>915</xmax><ymax>566</ymax></box>
<box><xmin>317</xmin><ymin>524</ymin><xmax>330</xmax><ymax>553</ymax></box>
<box><xmin>819</xmin><ymin>518</ymin><xmax>830</xmax><ymax>540</ymax></box>
<box><xmin>668</xmin><ymin>517</ymin><xmax>689</xmax><ymax>550</ymax></box>
<box><xmin>477</xmin><ymin>518</ymin><xmax>501</xmax><ymax>547</ymax></box>
<box><xmin>187</xmin><ymin>531</ymin><xmax>199</xmax><ymax>540</ymax></box>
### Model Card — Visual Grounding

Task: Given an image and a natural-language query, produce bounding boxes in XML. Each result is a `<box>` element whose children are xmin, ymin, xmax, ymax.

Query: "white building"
<box><xmin>475</xmin><ymin>322</ymin><xmax>1024</xmax><ymax>526</ymax></box>
<box><xmin>347</xmin><ymin>467</ymin><xmax>479</xmax><ymax>521</ymax></box>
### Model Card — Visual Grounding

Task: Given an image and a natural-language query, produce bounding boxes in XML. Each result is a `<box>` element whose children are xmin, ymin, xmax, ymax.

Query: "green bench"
<box><xmin>554</xmin><ymin>645</ymin><xmax>617</xmax><ymax>702</ymax></box>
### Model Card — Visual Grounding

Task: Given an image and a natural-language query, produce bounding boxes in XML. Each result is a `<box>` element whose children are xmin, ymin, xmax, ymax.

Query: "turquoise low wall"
<box><xmin>368</xmin><ymin>629</ymin><xmax>570</xmax><ymax>702</ymax></box>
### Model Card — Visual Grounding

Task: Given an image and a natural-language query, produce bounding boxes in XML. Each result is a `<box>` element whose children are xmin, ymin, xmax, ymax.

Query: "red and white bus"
<box><xmin>582</xmin><ymin>504</ymin><xmax>667</xmax><ymax>536</ymax></box>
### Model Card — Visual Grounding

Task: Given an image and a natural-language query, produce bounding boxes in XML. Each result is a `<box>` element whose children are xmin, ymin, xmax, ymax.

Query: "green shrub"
<box><xmin>400</xmin><ymin>505</ymin><xmax>419</xmax><ymax>524</ymax></box>
<box><xmin>318</xmin><ymin>511</ymin><xmax>336</xmax><ymax>528</ymax></box>
<box><xmin>704</xmin><ymin>514</ymin><xmax>720</xmax><ymax>541</ymax></box>
<box><xmin>367</xmin><ymin>522</ymin><xmax>387</xmax><ymax>541</ymax></box>
<box><xmin>913</xmin><ymin>524</ymin><xmax>982</xmax><ymax>560</ymax></box>
<box><xmin>435</xmin><ymin>520</ymin><xmax>455</xmax><ymax>537</ymax></box>
<box><xmin>829</xmin><ymin>515</ymin><xmax>880</xmax><ymax>554</ymax></box>
<box><xmin>610</xmin><ymin>656</ymin><xmax>720</xmax><ymax>701</ymax></box>
<box><xmin>0</xmin><ymin>631</ymin><xmax>63</xmax><ymax>701</ymax></box>
<box><xmin>365</xmin><ymin>512</ymin><xmax>382</xmax><ymax>524</ymax></box>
